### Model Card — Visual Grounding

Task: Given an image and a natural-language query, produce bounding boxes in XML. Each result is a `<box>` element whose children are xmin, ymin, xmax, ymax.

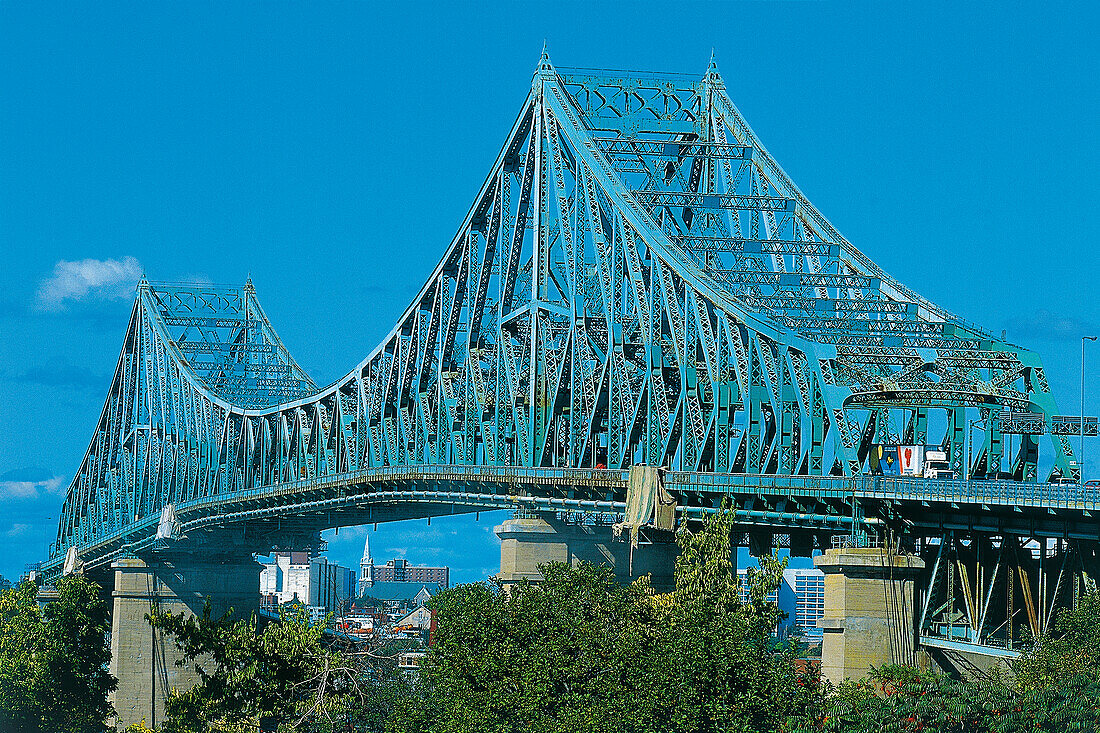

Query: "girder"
<box><xmin>50</xmin><ymin>52</ymin><xmax>1084</xmax><ymax>587</ymax></box>
<box><xmin>593</xmin><ymin>138</ymin><xmax>751</xmax><ymax>160</ymax></box>
<box><xmin>632</xmin><ymin>189</ymin><xmax>797</xmax><ymax>212</ymax></box>
<box><xmin>677</xmin><ymin>236</ymin><xmax>840</xmax><ymax>257</ymax></box>
<box><xmin>917</xmin><ymin>532</ymin><xmax>1100</xmax><ymax>655</ymax></box>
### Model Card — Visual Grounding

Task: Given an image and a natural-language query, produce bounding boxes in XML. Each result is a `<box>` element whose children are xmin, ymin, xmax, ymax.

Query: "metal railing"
<box><xmin>40</xmin><ymin>465</ymin><xmax>1100</xmax><ymax>578</ymax></box>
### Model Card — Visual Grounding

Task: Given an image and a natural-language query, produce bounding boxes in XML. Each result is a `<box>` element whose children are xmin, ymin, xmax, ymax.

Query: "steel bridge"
<box><xmin>44</xmin><ymin>53</ymin><xmax>1099</xmax><ymax>658</ymax></box>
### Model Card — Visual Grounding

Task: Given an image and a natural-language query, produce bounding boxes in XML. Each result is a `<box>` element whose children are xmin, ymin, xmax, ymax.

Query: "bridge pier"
<box><xmin>496</xmin><ymin>512</ymin><xmax>677</xmax><ymax>592</ymax></box>
<box><xmin>110</xmin><ymin>553</ymin><xmax>261</xmax><ymax>729</ymax></box>
<box><xmin>815</xmin><ymin>546</ymin><xmax>925</xmax><ymax>685</ymax></box>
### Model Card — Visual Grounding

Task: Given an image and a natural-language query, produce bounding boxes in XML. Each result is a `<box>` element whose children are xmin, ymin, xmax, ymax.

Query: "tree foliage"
<box><xmin>1011</xmin><ymin>589</ymin><xmax>1100</xmax><ymax>693</ymax></box>
<box><xmin>146</xmin><ymin>604</ymin><xmax>410</xmax><ymax>733</ymax></box>
<box><xmin>390</xmin><ymin>508</ymin><xmax>817</xmax><ymax>733</ymax></box>
<box><xmin>0</xmin><ymin>575</ymin><xmax>117</xmax><ymax>733</ymax></box>
<box><xmin>788</xmin><ymin>663</ymin><xmax>1100</xmax><ymax>733</ymax></box>
<box><xmin>12</xmin><ymin>519</ymin><xmax>1100</xmax><ymax>733</ymax></box>
<box><xmin>788</xmin><ymin>591</ymin><xmax>1100</xmax><ymax>733</ymax></box>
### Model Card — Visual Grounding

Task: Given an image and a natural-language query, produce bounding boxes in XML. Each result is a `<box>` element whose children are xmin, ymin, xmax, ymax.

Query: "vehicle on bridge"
<box><xmin>921</xmin><ymin>450</ymin><xmax>953</xmax><ymax>480</ymax></box>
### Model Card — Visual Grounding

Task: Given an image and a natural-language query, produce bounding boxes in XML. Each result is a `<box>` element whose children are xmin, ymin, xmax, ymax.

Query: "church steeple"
<box><xmin>357</xmin><ymin>535</ymin><xmax>374</xmax><ymax>595</ymax></box>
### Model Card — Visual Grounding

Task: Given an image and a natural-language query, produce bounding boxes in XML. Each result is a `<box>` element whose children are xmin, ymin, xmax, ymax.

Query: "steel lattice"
<box><xmin>52</xmin><ymin>53</ymin><xmax>1080</xmax><ymax>570</ymax></box>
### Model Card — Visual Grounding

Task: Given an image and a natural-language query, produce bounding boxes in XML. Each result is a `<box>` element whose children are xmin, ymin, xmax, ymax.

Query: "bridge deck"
<box><xmin>43</xmin><ymin>467</ymin><xmax>1100</xmax><ymax>576</ymax></box>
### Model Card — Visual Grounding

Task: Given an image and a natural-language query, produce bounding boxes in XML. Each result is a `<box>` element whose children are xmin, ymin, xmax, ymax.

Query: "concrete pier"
<box><xmin>815</xmin><ymin>547</ymin><xmax>925</xmax><ymax>685</ymax></box>
<box><xmin>109</xmin><ymin>553</ymin><xmax>261</xmax><ymax>729</ymax></box>
<box><xmin>496</xmin><ymin>512</ymin><xmax>677</xmax><ymax>591</ymax></box>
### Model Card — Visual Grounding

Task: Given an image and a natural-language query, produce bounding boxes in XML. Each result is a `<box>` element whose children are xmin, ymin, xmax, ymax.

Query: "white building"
<box><xmin>259</xmin><ymin>552</ymin><xmax>356</xmax><ymax>613</ymax></box>
<box><xmin>735</xmin><ymin>565</ymin><xmax>825</xmax><ymax>642</ymax></box>
<box><xmin>737</xmin><ymin>567</ymin><xmax>779</xmax><ymax>606</ymax></box>
<box><xmin>393</xmin><ymin>605</ymin><xmax>432</xmax><ymax>632</ymax></box>
<box><xmin>780</xmin><ymin>568</ymin><xmax>825</xmax><ymax>642</ymax></box>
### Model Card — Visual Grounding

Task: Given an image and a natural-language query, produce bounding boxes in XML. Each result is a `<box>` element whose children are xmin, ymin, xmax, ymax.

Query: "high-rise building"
<box><xmin>357</xmin><ymin>537</ymin><xmax>448</xmax><ymax>595</ymax></box>
<box><xmin>737</xmin><ymin>568</ymin><xmax>779</xmax><ymax>607</ymax></box>
<box><xmin>779</xmin><ymin>568</ymin><xmax>825</xmax><ymax>642</ymax></box>
<box><xmin>259</xmin><ymin>552</ymin><xmax>356</xmax><ymax>613</ymax></box>
<box><xmin>735</xmin><ymin>565</ymin><xmax>825</xmax><ymax>642</ymax></box>
<box><xmin>373</xmin><ymin>558</ymin><xmax>448</xmax><ymax>586</ymax></box>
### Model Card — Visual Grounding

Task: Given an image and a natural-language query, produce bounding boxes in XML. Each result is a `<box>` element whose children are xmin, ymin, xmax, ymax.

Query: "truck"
<box><xmin>922</xmin><ymin>450</ymin><xmax>954</xmax><ymax>480</ymax></box>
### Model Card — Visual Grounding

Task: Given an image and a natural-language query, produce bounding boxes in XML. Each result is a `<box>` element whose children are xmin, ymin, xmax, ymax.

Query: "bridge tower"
<box><xmin>496</xmin><ymin>511</ymin><xmax>678</xmax><ymax>592</ymax></box>
<box><xmin>815</xmin><ymin>545</ymin><xmax>925</xmax><ymax>684</ymax></box>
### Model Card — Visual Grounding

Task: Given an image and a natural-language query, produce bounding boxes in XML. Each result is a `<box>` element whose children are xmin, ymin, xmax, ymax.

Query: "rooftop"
<box><xmin>355</xmin><ymin>582</ymin><xmax>442</xmax><ymax>603</ymax></box>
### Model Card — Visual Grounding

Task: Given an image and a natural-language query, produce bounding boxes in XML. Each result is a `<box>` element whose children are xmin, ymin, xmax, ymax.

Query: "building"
<box><xmin>259</xmin><ymin>552</ymin><xmax>356</xmax><ymax>613</ymax></box>
<box><xmin>779</xmin><ymin>568</ymin><xmax>825</xmax><ymax>642</ymax></box>
<box><xmin>358</xmin><ymin>536</ymin><xmax>449</xmax><ymax>594</ymax></box>
<box><xmin>736</xmin><ymin>565</ymin><xmax>825</xmax><ymax>642</ymax></box>
<box><xmin>373</xmin><ymin>557</ymin><xmax>448</xmax><ymax>586</ymax></box>
<box><xmin>737</xmin><ymin>567</ymin><xmax>779</xmax><ymax>607</ymax></box>
<box><xmin>393</xmin><ymin>605</ymin><xmax>432</xmax><ymax>634</ymax></box>
<box><xmin>355</xmin><ymin>581</ymin><xmax>440</xmax><ymax>614</ymax></box>
<box><xmin>358</xmin><ymin>536</ymin><xmax>374</xmax><ymax>595</ymax></box>
<box><xmin>396</xmin><ymin>651</ymin><xmax>426</xmax><ymax>673</ymax></box>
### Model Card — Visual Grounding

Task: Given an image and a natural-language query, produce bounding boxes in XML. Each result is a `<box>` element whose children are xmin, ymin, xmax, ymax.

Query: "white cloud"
<box><xmin>5</xmin><ymin>524</ymin><xmax>31</xmax><ymax>538</ymax></box>
<box><xmin>0</xmin><ymin>476</ymin><xmax>65</xmax><ymax>500</ymax></box>
<box><xmin>36</xmin><ymin>256</ymin><xmax>143</xmax><ymax>311</ymax></box>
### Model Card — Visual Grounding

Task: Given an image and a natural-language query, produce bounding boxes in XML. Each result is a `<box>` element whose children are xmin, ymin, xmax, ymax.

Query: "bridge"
<box><xmin>38</xmin><ymin>51</ymin><xmax>1098</xmax><ymax>724</ymax></box>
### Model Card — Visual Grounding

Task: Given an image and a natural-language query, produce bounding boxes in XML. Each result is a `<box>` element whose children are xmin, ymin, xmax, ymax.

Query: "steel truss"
<box><xmin>918</xmin><ymin>532</ymin><xmax>1100</xmax><ymax>655</ymax></box>
<box><xmin>53</xmin><ymin>52</ymin><xmax>1082</xmax><ymax>585</ymax></box>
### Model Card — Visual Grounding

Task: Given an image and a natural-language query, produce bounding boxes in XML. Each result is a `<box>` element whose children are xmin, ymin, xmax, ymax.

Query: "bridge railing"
<box><xmin>667</xmin><ymin>471</ymin><xmax>1100</xmax><ymax>509</ymax></box>
<box><xmin>869</xmin><ymin>476</ymin><xmax>1100</xmax><ymax>510</ymax></box>
<box><xmin>667</xmin><ymin>472</ymin><xmax>857</xmax><ymax>495</ymax></box>
<box><xmin>42</xmin><ymin>465</ymin><xmax>1100</xmax><ymax>578</ymax></box>
<box><xmin>192</xmin><ymin>467</ymin><xmax>1100</xmax><ymax>518</ymax></box>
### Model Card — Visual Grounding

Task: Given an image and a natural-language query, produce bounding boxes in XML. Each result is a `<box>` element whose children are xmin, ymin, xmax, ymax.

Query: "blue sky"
<box><xmin>1</xmin><ymin>1</ymin><xmax>1097</xmax><ymax>584</ymax></box>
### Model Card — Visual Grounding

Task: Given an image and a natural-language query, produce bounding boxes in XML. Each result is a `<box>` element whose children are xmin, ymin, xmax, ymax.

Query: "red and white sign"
<box><xmin>898</xmin><ymin>445</ymin><xmax>924</xmax><ymax>476</ymax></box>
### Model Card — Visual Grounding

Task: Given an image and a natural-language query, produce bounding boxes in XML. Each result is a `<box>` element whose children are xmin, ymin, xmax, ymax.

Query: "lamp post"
<box><xmin>1083</xmin><ymin>336</ymin><xmax>1097</xmax><ymax>483</ymax></box>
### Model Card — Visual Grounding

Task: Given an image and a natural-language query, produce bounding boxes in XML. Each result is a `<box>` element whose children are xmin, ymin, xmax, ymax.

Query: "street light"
<box><xmin>1083</xmin><ymin>336</ymin><xmax>1097</xmax><ymax>483</ymax></box>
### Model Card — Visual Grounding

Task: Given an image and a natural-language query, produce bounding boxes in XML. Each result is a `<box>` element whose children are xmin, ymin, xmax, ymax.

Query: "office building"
<box><xmin>259</xmin><ymin>552</ymin><xmax>356</xmax><ymax>613</ymax></box>
<box><xmin>779</xmin><ymin>568</ymin><xmax>825</xmax><ymax>642</ymax></box>
<box><xmin>736</xmin><ymin>565</ymin><xmax>825</xmax><ymax>642</ymax></box>
<box><xmin>737</xmin><ymin>567</ymin><xmax>779</xmax><ymax>607</ymax></box>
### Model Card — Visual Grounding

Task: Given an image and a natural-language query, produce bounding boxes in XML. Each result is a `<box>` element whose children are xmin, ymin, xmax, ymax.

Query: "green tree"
<box><xmin>0</xmin><ymin>575</ymin><xmax>117</xmax><ymax>733</ymax></box>
<box><xmin>0</xmin><ymin>580</ymin><xmax>46</xmax><ymax>731</ymax></box>
<box><xmin>788</xmin><ymin>591</ymin><xmax>1100</xmax><ymax>733</ymax></box>
<box><xmin>789</xmin><ymin>662</ymin><xmax>1100</xmax><ymax>733</ymax></box>
<box><xmin>391</xmin><ymin>563</ymin><xmax>664</xmax><ymax>733</ymax></box>
<box><xmin>390</xmin><ymin>508</ymin><xmax>817</xmax><ymax>733</ymax></box>
<box><xmin>147</xmin><ymin>604</ymin><xmax>409</xmax><ymax>733</ymax></box>
<box><xmin>1012</xmin><ymin>589</ymin><xmax>1100</xmax><ymax>693</ymax></box>
<box><xmin>663</xmin><ymin>514</ymin><xmax>816</xmax><ymax>733</ymax></box>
